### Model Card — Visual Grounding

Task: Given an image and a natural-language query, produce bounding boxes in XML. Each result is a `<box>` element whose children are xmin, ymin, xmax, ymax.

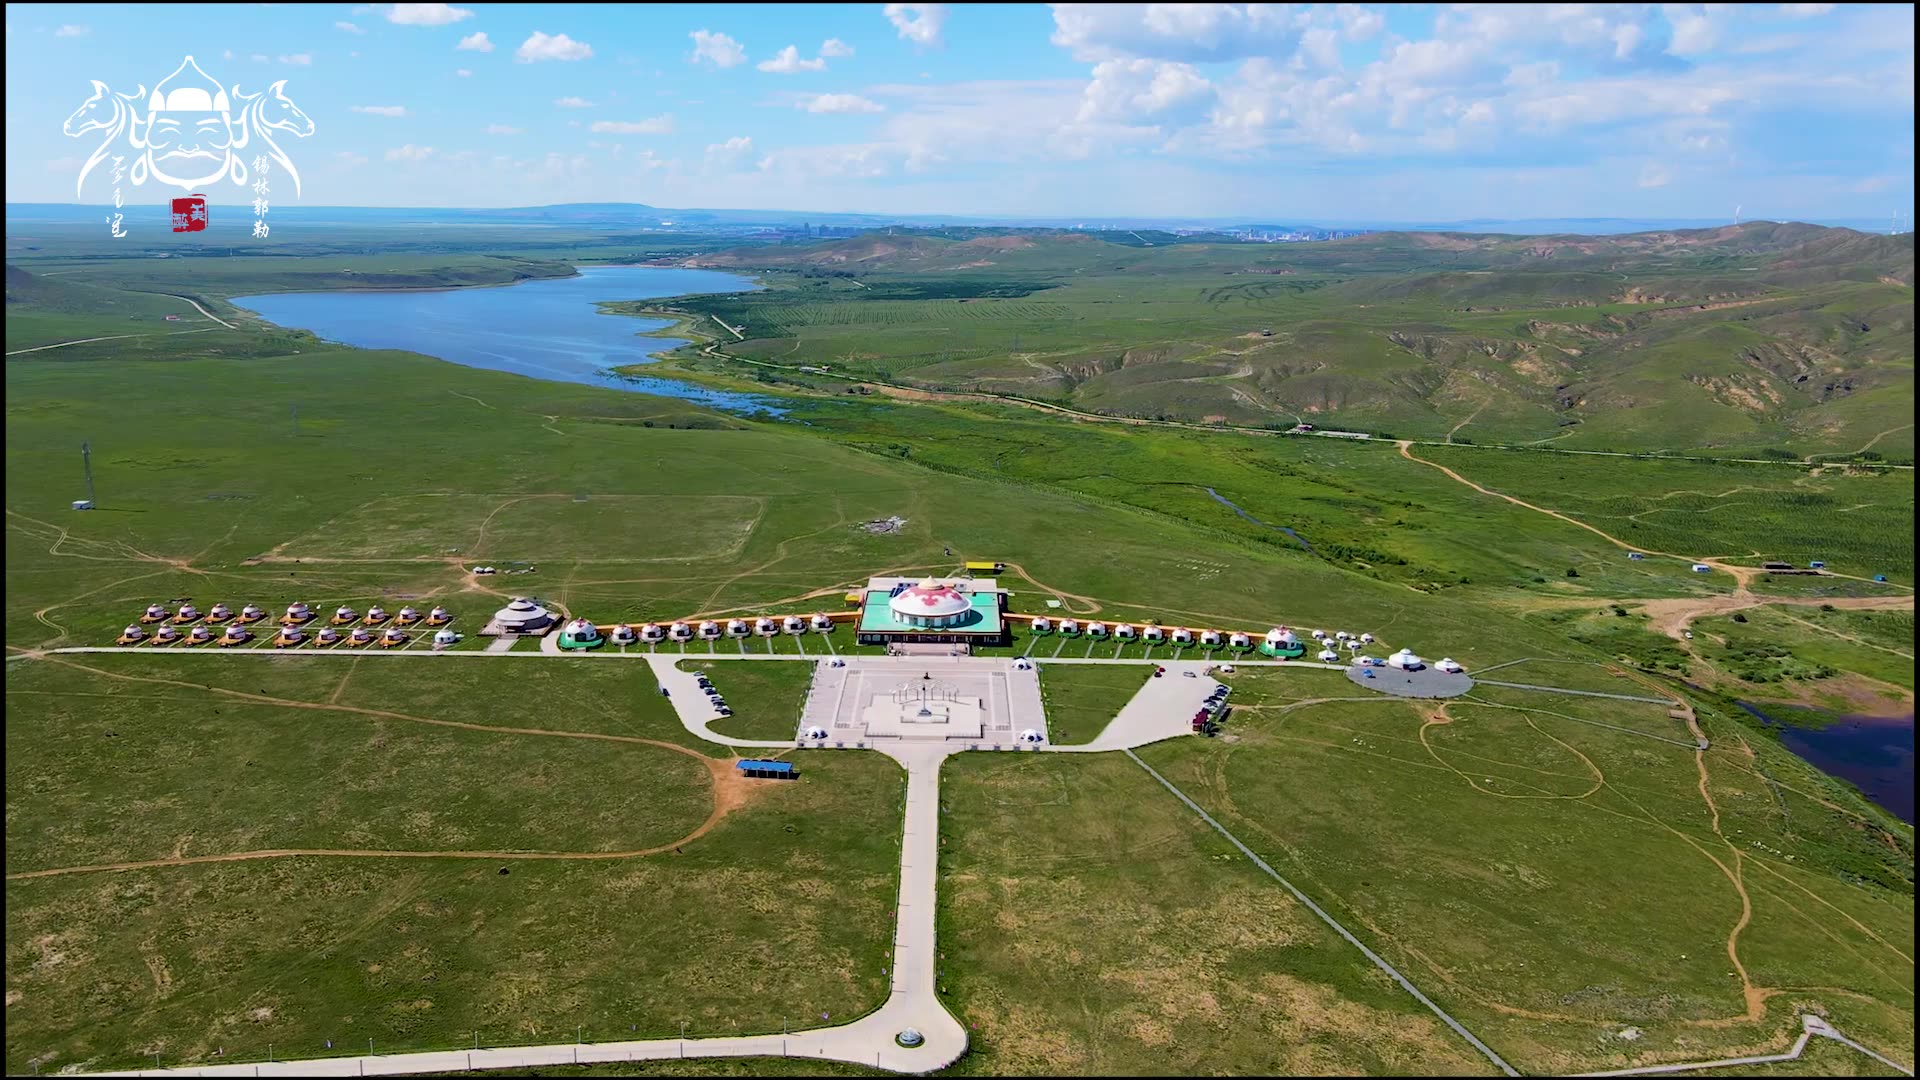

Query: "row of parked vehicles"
<box><xmin>1193</xmin><ymin>682</ymin><xmax>1231</xmax><ymax>734</ymax></box>
<box><xmin>693</xmin><ymin>671</ymin><xmax>733</xmax><ymax>718</ymax></box>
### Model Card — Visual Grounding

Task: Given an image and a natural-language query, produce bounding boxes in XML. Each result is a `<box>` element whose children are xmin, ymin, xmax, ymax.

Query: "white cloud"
<box><xmin>885</xmin><ymin>3</ymin><xmax>947</xmax><ymax>47</ymax></box>
<box><xmin>1050</xmin><ymin>3</ymin><xmax>1302</xmax><ymax>62</ymax></box>
<box><xmin>352</xmin><ymin>105</ymin><xmax>408</xmax><ymax>116</ymax></box>
<box><xmin>335</xmin><ymin>150</ymin><xmax>370</xmax><ymax>167</ymax></box>
<box><xmin>456</xmin><ymin>31</ymin><xmax>493</xmax><ymax>52</ymax></box>
<box><xmin>485</xmin><ymin>123</ymin><xmax>525</xmax><ymax>135</ymax></box>
<box><xmin>386</xmin><ymin>144</ymin><xmax>437</xmax><ymax>161</ymax></box>
<box><xmin>1663</xmin><ymin>4</ymin><xmax>1720</xmax><ymax>57</ymax></box>
<box><xmin>517</xmin><ymin>31</ymin><xmax>593</xmax><ymax>63</ymax></box>
<box><xmin>802</xmin><ymin>93</ymin><xmax>885</xmax><ymax>114</ymax></box>
<box><xmin>223</xmin><ymin>49</ymin><xmax>235</xmax><ymax>60</ymax></box>
<box><xmin>278</xmin><ymin>53</ymin><xmax>313</xmax><ymax>66</ymax></box>
<box><xmin>555</xmin><ymin>96</ymin><xmax>597</xmax><ymax>108</ymax></box>
<box><xmin>705</xmin><ymin>135</ymin><xmax>756</xmax><ymax>171</ymax></box>
<box><xmin>760</xmin><ymin>45</ymin><xmax>827</xmax><ymax>73</ymax></box>
<box><xmin>252</xmin><ymin>54</ymin><xmax>270</xmax><ymax>63</ymax></box>
<box><xmin>1337</xmin><ymin>4</ymin><xmax>1384</xmax><ymax>42</ymax></box>
<box><xmin>1079</xmin><ymin>58</ymin><xmax>1213</xmax><ymax>123</ymax></box>
<box><xmin>54</xmin><ymin>23</ymin><xmax>88</xmax><ymax>37</ymax></box>
<box><xmin>689</xmin><ymin>29</ymin><xmax>746</xmax><ymax>67</ymax></box>
<box><xmin>335</xmin><ymin>21</ymin><xmax>365</xmax><ymax>34</ymax></box>
<box><xmin>592</xmin><ymin>115</ymin><xmax>675</xmax><ymax>134</ymax></box>
<box><xmin>386</xmin><ymin>4</ymin><xmax>472</xmax><ymax>26</ymax></box>
<box><xmin>1846</xmin><ymin>174</ymin><xmax>1892</xmax><ymax>193</ymax></box>
<box><xmin>1779</xmin><ymin>3</ymin><xmax>1835</xmax><ymax>16</ymax></box>
<box><xmin>820</xmin><ymin>37</ymin><xmax>855</xmax><ymax>58</ymax></box>
<box><xmin>1638</xmin><ymin>161</ymin><xmax>1671</xmax><ymax>188</ymax></box>
<box><xmin>456</xmin><ymin>68</ymin><xmax>473</xmax><ymax>77</ymax></box>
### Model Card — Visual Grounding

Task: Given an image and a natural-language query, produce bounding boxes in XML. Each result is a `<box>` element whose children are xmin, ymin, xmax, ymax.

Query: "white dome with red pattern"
<box><xmin>889</xmin><ymin>578</ymin><xmax>972</xmax><ymax>627</ymax></box>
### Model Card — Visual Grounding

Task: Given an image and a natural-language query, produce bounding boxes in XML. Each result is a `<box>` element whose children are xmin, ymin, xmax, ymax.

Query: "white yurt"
<box><xmin>1018</xmin><ymin>729</ymin><xmax>1044</xmax><ymax>743</ymax></box>
<box><xmin>1335</xmin><ymin>630</ymin><xmax>1349</xmax><ymax>640</ymax></box>
<box><xmin>221</xmin><ymin>624</ymin><xmax>251</xmax><ymax>644</ymax></box>
<box><xmin>698</xmin><ymin>621</ymin><xmax>721</xmax><ymax>640</ymax></box>
<box><xmin>175</xmin><ymin>603</ymin><xmax>201</xmax><ymax>622</ymax></box>
<box><xmin>1200</xmin><ymin>629</ymin><xmax>1223</xmax><ymax>647</ymax></box>
<box><xmin>1264</xmin><ymin>627</ymin><xmax>1290</xmax><ymax>648</ymax></box>
<box><xmin>610</xmin><ymin>624</ymin><xmax>638</xmax><ymax>645</ymax></box>
<box><xmin>315</xmin><ymin>627</ymin><xmax>341</xmax><ymax>644</ymax></box>
<box><xmin>188</xmin><ymin>625</ymin><xmax>213</xmax><ymax>643</ymax></box>
<box><xmin>397</xmin><ymin>605</ymin><xmax>422</xmax><ymax>624</ymax></box>
<box><xmin>887</xmin><ymin>578</ymin><xmax>974</xmax><ymax>629</ymax></box>
<box><xmin>1437</xmin><ymin>657</ymin><xmax>1464</xmax><ymax>674</ymax></box>
<box><xmin>810</xmin><ymin>612</ymin><xmax>834</xmax><ymax>632</ymax></box>
<box><xmin>208</xmin><ymin>602</ymin><xmax>233</xmax><ymax>622</ymax></box>
<box><xmin>142</xmin><ymin>603</ymin><xmax>168</xmax><ymax>622</ymax></box>
<box><xmin>1172</xmin><ymin>627</ymin><xmax>1194</xmax><ymax>645</ymax></box>
<box><xmin>427</xmin><ymin>605</ymin><xmax>452</xmax><ymax>624</ymax></box>
<box><xmin>668</xmin><ymin>621</ymin><xmax>692</xmax><ymax>641</ymax></box>
<box><xmin>1387</xmin><ymin>648</ymin><xmax>1425</xmax><ymax>671</ymax></box>
<box><xmin>1360</xmin><ymin>632</ymin><xmax>1374</xmax><ymax>644</ymax></box>
<box><xmin>1011</xmin><ymin>656</ymin><xmax>1033</xmax><ymax>670</ymax></box>
<box><xmin>1143</xmin><ymin>625</ymin><xmax>1165</xmax><ymax>642</ymax></box>
<box><xmin>491</xmin><ymin>597</ymin><xmax>553</xmax><ymax>634</ymax></box>
<box><xmin>332</xmin><ymin>605</ymin><xmax>359</xmax><ymax>625</ymax></box>
<box><xmin>154</xmin><ymin>624</ymin><xmax>181</xmax><ymax>642</ymax></box>
<box><xmin>563</xmin><ymin>618</ymin><xmax>601</xmax><ymax>643</ymax></box>
<box><xmin>1031</xmin><ymin>616</ymin><xmax>1053</xmax><ymax>634</ymax></box>
<box><xmin>285</xmin><ymin>602</ymin><xmax>312</xmax><ymax>621</ymax></box>
<box><xmin>1345</xmin><ymin>638</ymin><xmax>1360</xmax><ymax>650</ymax></box>
<box><xmin>1228</xmin><ymin>631</ymin><xmax>1252</xmax><ymax>648</ymax></box>
<box><xmin>1317</xmin><ymin>648</ymin><xmax>1340</xmax><ymax>662</ymax></box>
<box><xmin>349</xmin><ymin>627</ymin><xmax>374</xmax><ymax>644</ymax></box>
<box><xmin>1115</xmin><ymin>623</ymin><xmax>1137</xmax><ymax>640</ymax></box>
<box><xmin>1310</xmin><ymin>629</ymin><xmax>1326</xmax><ymax>640</ymax></box>
<box><xmin>755</xmin><ymin>616</ymin><xmax>778</xmax><ymax>636</ymax></box>
<box><xmin>640</xmin><ymin>623</ymin><xmax>665</xmax><ymax>643</ymax></box>
<box><xmin>727</xmin><ymin>618</ymin><xmax>750</xmax><ymax>637</ymax></box>
<box><xmin>240</xmin><ymin>603</ymin><xmax>266</xmax><ymax>622</ymax></box>
<box><xmin>434</xmin><ymin>628</ymin><xmax>460</xmax><ymax>648</ymax></box>
<box><xmin>276</xmin><ymin>626</ymin><xmax>305</xmax><ymax>646</ymax></box>
<box><xmin>1087</xmin><ymin>621</ymin><xmax>1109</xmax><ymax>638</ymax></box>
<box><xmin>783</xmin><ymin>615</ymin><xmax>807</xmax><ymax>634</ymax></box>
<box><xmin>365</xmin><ymin>605</ymin><xmax>389</xmax><ymax>623</ymax></box>
<box><xmin>380</xmin><ymin>626</ymin><xmax>408</xmax><ymax>646</ymax></box>
<box><xmin>805</xmin><ymin>726</ymin><xmax>829</xmax><ymax>740</ymax></box>
<box><xmin>1059</xmin><ymin>618</ymin><xmax>1081</xmax><ymax>635</ymax></box>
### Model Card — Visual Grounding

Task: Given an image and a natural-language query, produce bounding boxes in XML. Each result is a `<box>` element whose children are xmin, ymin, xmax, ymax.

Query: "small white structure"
<box><xmin>1317</xmin><ymin>648</ymin><xmax>1339</xmax><ymax>662</ymax></box>
<box><xmin>314</xmin><ymin>627</ymin><xmax>341</xmax><ymax>645</ymax></box>
<box><xmin>175</xmin><ymin>603</ymin><xmax>201</xmax><ymax>622</ymax></box>
<box><xmin>380</xmin><ymin>626</ymin><xmax>408</xmax><ymax>645</ymax></box>
<box><xmin>1335</xmin><ymin>630</ymin><xmax>1350</xmax><ymax>641</ymax></box>
<box><xmin>562</xmin><ymin>618</ymin><xmax>601</xmax><ymax>643</ymax></box>
<box><xmin>142</xmin><ymin>603</ymin><xmax>168</xmax><ymax>622</ymax></box>
<box><xmin>1200</xmin><ymin>629</ymin><xmax>1223</xmax><ymax>647</ymax></box>
<box><xmin>1628</xmin><ymin>552</ymin><xmax>1646</xmax><ymax>560</ymax></box>
<box><xmin>209</xmin><ymin>603</ymin><xmax>232</xmax><ymax>621</ymax></box>
<box><xmin>668</xmin><ymin>621</ymin><xmax>693</xmax><ymax>642</ymax></box>
<box><xmin>1359</xmin><ymin>632</ymin><xmax>1374</xmax><ymax>644</ymax></box>
<box><xmin>332</xmin><ymin>605</ymin><xmax>359</xmax><ymax>624</ymax></box>
<box><xmin>1345</xmin><ymin>638</ymin><xmax>1361</xmax><ymax>650</ymax></box>
<box><xmin>1143</xmin><ymin>625</ymin><xmax>1165</xmax><ymax>643</ymax></box>
<box><xmin>1011</xmin><ymin>656</ymin><xmax>1034</xmax><ymax>670</ymax></box>
<box><xmin>1437</xmin><ymin>657</ymin><xmax>1464</xmax><ymax>674</ymax></box>
<box><xmin>1228</xmin><ymin>631</ymin><xmax>1252</xmax><ymax>649</ymax></box>
<box><xmin>1031</xmin><ymin>616</ymin><xmax>1053</xmax><ymax>634</ymax></box>
<box><xmin>433</xmin><ymin>629</ymin><xmax>460</xmax><ymax>649</ymax></box>
<box><xmin>285</xmin><ymin>602</ymin><xmax>312</xmax><ymax>621</ymax></box>
<box><xmin>805</xmin><ymin>726</ymin><xmax>829</xmax><ymax>741</ymax></box>
<box><xmin>698</xmin><ymin>620</ymin><xmax>722</xmax><ymax>641</ymax></box>
<box><xmin>810</xmin><ymin>612</ymin><xmax>834</xmax><ymax>633</ymax></box>
<box><xmin>727</xmin><ymin>618</ymin><xmax>751</xmax><ymax>638</ymax></box>
<box><xmin>472</xmin><ymin>565</ymin><xmax>496</xmax><ymax>575</ymax></box>
<box><xmin>276</xmin><ymin>626</ymin><xmax>306</xmax><ymax>646</ymax></box>
<box><xmin>154</xmin><ymin>624</ymin><xmax>181</xmax><ymax>643</ymax></box>
<box><xmin>397</xmin><ymin>605</ymin><xmax>422</xmax><ymax>623</ymax></box>
<box><xmin>1018</xmin><ymin>729</ymin><xmax>1044</xmax><ymax>744</ymax></box>
<box><xmin>188</xmin><ymin>625</ymin><xmax>213</xmax><ymax>643</ymax></box>
<box><xmin>1691</xmin><ymin>563</ymin><xmax>1712</xmax><ymax>573</ymax></box>
<box><xmin>1115</xmin><ymin>623</ymin><xmax>1137</xmax><ymax>640</ymax></box>
<box><xmin>490</xmin><ymin>597</ymin><xmax>553</xmax><ymax>635</ymax></box>
<box><xmin>427</xmin><ymin>605</ymin><xmax>452</xmax><ymax>623</ymax></box>
<box><xmin>1087</xmin><ymin>621</ymin><xmax>1109</xmax><ymax>638</ymax></box>
<box><xmin>782</xmin><ymin>615</ymin><xmax>807</xmax><ymax>635</ymax></box>
<box><xmin>365</xmin><ymin>605</ymin><xmax>389</xmax><ymax>623</ymax></box>
<box><xmin>610</xmin><ymin>624</ymin><xmax>639</xmax><ymax>645</ymax></box>
<box><xmin>1310</xmin><ymin>629</ymin><xmax>1326</xmax><ymax>640</ymax></box>
<box><xmin>1059</xmin><ymin>618</ymin><xmax>1081</xmax><ymax>635</ymax></box>
<box><xmin>754</xmin><ymin>616</ymin><xmax>778</xmax><ymax>636</ymax></box>
<box><xmin>349</xmin><ymin>627</ymin><xmax>375</xmax><ymax>645</ymax></box>
<box><xmin>241</xmin><ymin>604</ymin><xmax>266</xmax><ymax>621</ymax></box>
<box><xmin>221</xmin><ymin>625</ymin><xmax>250</xmax><ymax>644</ymax></box>
<box><xmin>640</xmin><ymin>623</ymin><xmax>665</xmax><ymax>643</ymax></box>
<box><xmin>1265</xmin><ymin>627</ymin><xmax>1296</xmax><ymax>648</ymax></box>
<box><xmin>1386</xmin><ymin>648</ymin><xmax>1425</xmax><ymax>671</ymax></box>
<box><xmin>1172</xmin><ymin>627</ymin><xmax>1194</xmax><ymax>645</ymax></box>
<box><xmin>1358</xmin><ymin>655</ymin><xmax>1379</xmax><ymax>667</ymax></box>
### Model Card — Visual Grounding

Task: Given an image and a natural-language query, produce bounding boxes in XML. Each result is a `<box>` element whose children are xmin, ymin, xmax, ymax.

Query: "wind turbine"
<box><xmin>1733</xmin><ymin>204</ymin><xmax>1742</xmax><ymax>226</ymax></box>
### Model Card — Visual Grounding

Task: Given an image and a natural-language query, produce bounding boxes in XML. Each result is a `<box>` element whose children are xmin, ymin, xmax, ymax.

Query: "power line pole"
<box><xmin>81</xmin><ymin>441</ymin><xmax>96</xmax><ymax>504</ymax></box>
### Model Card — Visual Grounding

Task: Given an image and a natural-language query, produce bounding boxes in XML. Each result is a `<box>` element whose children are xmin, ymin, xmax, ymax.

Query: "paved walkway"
<box><xmin>1048</xmin><ymin>660</ymin><xmax>1223</xmax><ymax>752</ymax></box>
<box><xmin>645</xmin><ymin>654</ymin><xmax>791</xmax><ymax>748</ymax></box>
<box><xmin>1570</xmin><ymin>1013</ymin><xmax>1914</xmax><ymax>1077</ymax></box>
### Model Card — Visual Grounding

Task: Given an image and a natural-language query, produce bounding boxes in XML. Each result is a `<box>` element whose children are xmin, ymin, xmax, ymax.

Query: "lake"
<box><xmin>234</xmin><ymin>265</ymin><xmax>780</xmax><ymax>414</ymax></box>
<box><xmin>1737</xmin><ymin>703</ymin><xmax>1915</xmax><ymax>824</ymax></box>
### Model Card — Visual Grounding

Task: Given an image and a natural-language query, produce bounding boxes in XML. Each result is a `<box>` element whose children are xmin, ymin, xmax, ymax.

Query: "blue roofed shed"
<box><xmin>737</xmin><ymin>759</ymin><xmax>797</xmax><ymax>780</ymax></box>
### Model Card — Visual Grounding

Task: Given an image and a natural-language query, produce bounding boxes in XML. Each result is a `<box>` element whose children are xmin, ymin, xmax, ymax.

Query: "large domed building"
<box><xmin>485</xmin><ymin>597</ymin><xmax>555</xmax><ymax>636</ymax></box>
<box><xmin>856</xmin><ymin>575</ymin><xmax>1008</xmax><ymax>650</ymax></box>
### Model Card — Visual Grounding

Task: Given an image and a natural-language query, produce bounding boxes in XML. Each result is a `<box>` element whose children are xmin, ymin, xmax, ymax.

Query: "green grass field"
<box><xmin>686</xmin><ymin>659</ymin><xmax>816</xmax><ymax>742</ymax></box>
<box><xmin>1034</xmin><ymin>663</ymin><xmax>1152</xmax><ymax>745</ymax></box>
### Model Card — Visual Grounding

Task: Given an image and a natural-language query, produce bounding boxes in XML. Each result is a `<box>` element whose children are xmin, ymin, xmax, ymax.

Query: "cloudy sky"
<box><xmin>7</xmin><ymin>2</ymin><xmax>1914</xmax><ymax>221</ymax></box>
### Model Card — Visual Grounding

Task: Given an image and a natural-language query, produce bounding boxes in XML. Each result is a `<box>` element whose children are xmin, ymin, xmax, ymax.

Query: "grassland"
<box><xmin>1034</xmin><ymin>663</ymin><xmax>1152</xmax><ymax>745</ymax></box>
<box><xmin>686</xmin><ymin>659</ymin><xmax>817</xmax><ymax>742</ymax></box>
<box><xmin>4</xmin><ymin>655</ymin><xmax>904</xmax><ymax>1075</ymax></box>
<box><xmin>4</xmin><ymin>219</ymin><xmax>1913</xmax><ymax>1077</ymax></box>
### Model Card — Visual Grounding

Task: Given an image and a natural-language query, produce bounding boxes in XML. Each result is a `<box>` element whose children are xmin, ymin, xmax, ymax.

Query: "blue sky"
<box><xmin>6</xmin><ymin>2</ymin><xmax>1914</xmax><ymax>221</ymax></box>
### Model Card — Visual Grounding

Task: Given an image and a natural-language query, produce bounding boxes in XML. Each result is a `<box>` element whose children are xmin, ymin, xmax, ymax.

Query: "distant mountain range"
<box><xmin>4</xmin><ymin>202</ymin><xmax>1902</xmax><ymax>238</ymax></box>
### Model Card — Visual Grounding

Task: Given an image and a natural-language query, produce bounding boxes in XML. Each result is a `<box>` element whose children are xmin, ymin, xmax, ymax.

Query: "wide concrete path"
<box><xmin>645</xmin><ymin>653</ymin><xmax>792</xmax><ymax>748</ymax></box>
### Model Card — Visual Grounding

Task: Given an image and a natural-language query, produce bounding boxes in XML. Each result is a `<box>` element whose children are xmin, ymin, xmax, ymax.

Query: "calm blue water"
<box><xmin>235</xmin><ymin>266</ymin><xmax>781</xmax><ymax>414</ymax></box>
<box><xmin>1737</xmin><ymin>702</ymin><xmax>1915</xmax><ymax>824</ymax></box>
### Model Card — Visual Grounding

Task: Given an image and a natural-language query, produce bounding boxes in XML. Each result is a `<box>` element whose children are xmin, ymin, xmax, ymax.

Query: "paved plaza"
<box><xmin>800</xmin><ymin>656</ymin><xmax>1047</xmax><ymax>747</ymax></box>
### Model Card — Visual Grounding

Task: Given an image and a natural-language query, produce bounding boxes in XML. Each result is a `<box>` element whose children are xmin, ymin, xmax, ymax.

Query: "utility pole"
<box><xmin>81</xmin><ymin>442</ymin><xmax>96</xmax><ymax>505</ymax></box>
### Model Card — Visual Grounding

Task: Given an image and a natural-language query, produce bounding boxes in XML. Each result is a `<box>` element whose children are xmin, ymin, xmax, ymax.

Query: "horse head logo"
<box><xmin>63</xmin><ymin>80</ymin><xmax>146</xmax><ymax>198</ymax></box>
<box><xmin>239</xmin><ymin>78</ymin><xmax>315</xmax><ymax>196</ymax></box>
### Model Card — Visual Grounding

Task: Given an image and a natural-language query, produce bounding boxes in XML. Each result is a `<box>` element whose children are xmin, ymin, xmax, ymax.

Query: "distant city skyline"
<box><xmin>6</xmin><ymin>3</ymin><xmax>1915</xmax><ymax>221</ymax></box>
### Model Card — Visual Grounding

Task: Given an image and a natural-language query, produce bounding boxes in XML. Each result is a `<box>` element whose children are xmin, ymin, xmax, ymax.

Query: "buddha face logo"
<box><xmin>64</xmin><ymin>55</ymin><xmax>316</xmax><ymax>198</ymax></box>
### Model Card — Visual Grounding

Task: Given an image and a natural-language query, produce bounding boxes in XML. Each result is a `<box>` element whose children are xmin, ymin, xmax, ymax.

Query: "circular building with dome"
<box><xmin>856</xmin><ymin>575</ymin><xmax>1008</xmax><ymax>650</ymax></box>
<box><xmin>485</xmin><ymin>597</ymin><xmax>555</xmax><ymax>637</ymax></box>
